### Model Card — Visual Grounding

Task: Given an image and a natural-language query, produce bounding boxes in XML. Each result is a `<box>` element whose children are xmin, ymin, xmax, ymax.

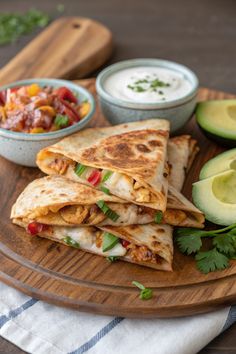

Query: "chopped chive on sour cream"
<box><xmin>103</xmin><ymin>66</ymin><xmax>193</xmax><ymax>103</ymax></box>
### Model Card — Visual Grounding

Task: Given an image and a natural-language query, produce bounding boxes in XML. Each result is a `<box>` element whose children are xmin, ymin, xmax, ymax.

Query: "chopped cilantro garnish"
<box><xmin>132</xmin><ymin>281</ymin><xmax>153</xmax><ymax>300</ymax></box>
<box><xmin>127</xmin><ymin>77</ymin><xmax>170</xmax><ymax>94</ymax></box>
<box><xmin>54</xmin><ymin>114</ymin><xmax>69</xmax><ymax>128</ymax></box>
<box><xmin>0</xmin><ymin>9</ymin><xmax>50</xmax><ymax>46</ymax></box>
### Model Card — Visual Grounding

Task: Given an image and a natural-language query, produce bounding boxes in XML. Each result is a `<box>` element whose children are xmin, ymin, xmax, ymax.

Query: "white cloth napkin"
<box><xmin>0</xmin><ymin>281</ymin><xmax>235</xmax><ymax>354</ymax></box>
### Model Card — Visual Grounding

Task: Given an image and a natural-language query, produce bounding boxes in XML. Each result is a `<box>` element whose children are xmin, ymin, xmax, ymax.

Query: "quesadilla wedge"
<box><xmin>13</xmin><ymin>219</ymin><xmax>173</xmax><ymax>271</ymax></box>
<box><xmin>168</xmin><ymin>135</ymin><xmax>199</xmax><ymax>191</ymax></box>
<box><xmin>36</xmin><ymin>119</ymin><xmax>170</xmax><ymax>211</ymax></box>
<box><xmin>11</xmin><ymin>175</ymin><xmax>204</xmax><ymax>228</ymax></box>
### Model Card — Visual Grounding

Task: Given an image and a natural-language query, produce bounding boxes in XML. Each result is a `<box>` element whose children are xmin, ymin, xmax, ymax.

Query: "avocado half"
<box><xmin>200</xmin><ymin>148</ymin><xmax>236</xmax><ymax>180</ymax></box>
<box><xmin>196</xmin><ymin>100</ymin><xmax>236</xmax><ymax>147</ymax></box>
<box><xmin>193</xmin><ymin>169</ymin><xmax>236</xmax><ymax>225</ymax></box>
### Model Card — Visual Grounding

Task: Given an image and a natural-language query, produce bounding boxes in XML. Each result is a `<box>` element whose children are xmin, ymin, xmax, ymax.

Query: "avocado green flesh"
<box><xmin>196</xmin><ymin>100</ymin><xmax>236</xmax><ymax>142</ymax></box>
<box><xmin>212</xmin><ymin>171</ymin><xmax>236</xmax><ymax>204</ymax></box>
<box><xmin>200</xmin><ymin>148</ymin><xmax>236</xmax><ymax>180</ymax></box>
<box><xmin>192</xmin><ymin>169</ymin><xmax>236</xmax><ymax>226</ymax></box>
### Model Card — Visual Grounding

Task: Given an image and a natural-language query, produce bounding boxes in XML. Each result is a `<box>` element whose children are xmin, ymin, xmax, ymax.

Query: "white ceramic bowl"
<box><xmin>0</xmin><ymin>78</ymin><xmax>95</xmax><ymax>167</ymax></box>
<box><xmin>96</xmin><ymin>58</ymin><xmax>199</xmax><ymax>133</ymax></box>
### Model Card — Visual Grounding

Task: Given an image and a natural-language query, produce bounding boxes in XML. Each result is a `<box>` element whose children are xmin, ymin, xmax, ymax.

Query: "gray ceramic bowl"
<box><xmin>0</xmin><ymin>78</ymin><xmax>95</xmax><ymax>167</ymax></box>
<box><xmin>96</xmin><ymin>59</ymin><xmax>199</xmax><ymax>133</ymax></box>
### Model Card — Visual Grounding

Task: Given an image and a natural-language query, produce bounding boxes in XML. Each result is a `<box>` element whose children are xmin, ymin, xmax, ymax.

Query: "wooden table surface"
<box><xmin>0</xmin><ymin>0</ymin><xmax>235</xmax><ymax>353</ymax></box>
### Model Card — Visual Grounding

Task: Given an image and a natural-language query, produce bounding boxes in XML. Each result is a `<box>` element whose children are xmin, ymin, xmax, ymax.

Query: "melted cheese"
<box><xmin>52</xmin><ymin>226</ymin><xmax>127</xmax><ymax>257</ymax></box>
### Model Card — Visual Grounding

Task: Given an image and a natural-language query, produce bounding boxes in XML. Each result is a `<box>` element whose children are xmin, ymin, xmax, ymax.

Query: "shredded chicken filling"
<box><xmin>127</xmin><ymin>244</ymin><xmax>159</xmax><ymax>264</ymax></box>
<box><xmin>48</xmin><ymin>157</ymin><xmax>158</xmax><ymax>203</ymax></box>
<box><xmin>60</xmin><ymin>205</ymin><xmax>106</xmax><ymax>225</ymax></box>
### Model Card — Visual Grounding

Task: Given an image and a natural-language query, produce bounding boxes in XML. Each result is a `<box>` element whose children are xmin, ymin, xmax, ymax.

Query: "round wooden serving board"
<box><xmin>0</xmin><ymin>79</ymin><xmax>236</xmax><ymax>318</ymax></box>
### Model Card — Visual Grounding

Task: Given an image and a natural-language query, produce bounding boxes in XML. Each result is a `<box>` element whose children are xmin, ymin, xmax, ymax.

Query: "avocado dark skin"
<box><xmin>198</xmin><ymin>125</ymin><xmax>236</xmax><ymax>148</ymax></box>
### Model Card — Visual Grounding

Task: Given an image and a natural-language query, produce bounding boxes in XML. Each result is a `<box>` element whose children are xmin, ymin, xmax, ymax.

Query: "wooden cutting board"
<box><xmin>0</xmin><ymin>79</ymin><xmax>236</xmax><ymax>318</ymax></box>
<box><xmin>0</xmin><ymin>17</ymin><xmax>113</xmax><ymax>85</ymax></box>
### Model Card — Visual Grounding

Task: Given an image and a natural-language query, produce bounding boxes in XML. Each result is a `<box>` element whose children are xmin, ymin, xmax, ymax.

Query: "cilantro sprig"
<box><xmin>176</xmin><ymin>224</ymin><xmax>236</xmax><ymax>274</ymax></box>
<box><xmin>132</xmin><ymin>281</ymin><xmax>153</xmax><ymax>300</ymax></box>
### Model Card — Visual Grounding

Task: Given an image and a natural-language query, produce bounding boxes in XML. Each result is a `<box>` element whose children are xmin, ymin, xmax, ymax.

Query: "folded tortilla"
<box><xmin>36</xmin><ymin>119</ymin><xmax>170</xmax><ymax>211</ymax></box>
<box><xmin>11</xmin><ymin>126</ymin><xmax>202</xmax><ymax>271</ymax></box>
<box><xmin>11</xmin><ymin>175</ymin><xmax>204</xmax><ymax>228</ymax></box>
<box><xmin>13</xmin><ymin>219</ymin><xmax>173</xmax><ymax>271</ymax></box>
<box><xmin>168</xmin><ymin>135</ymin><xmax>199</xmax><ymax>191</ymax></box>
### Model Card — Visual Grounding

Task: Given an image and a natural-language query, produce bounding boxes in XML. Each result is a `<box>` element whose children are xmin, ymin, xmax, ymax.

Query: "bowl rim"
<box><xmin>0</xmin><ymin>78</ymin><xmax>95</xmax><ymax>141</ymax></box>
<box><xmin>96</xmin><ymin>58</ymin><xmax>199</xmax><ymax>110</ymax></box>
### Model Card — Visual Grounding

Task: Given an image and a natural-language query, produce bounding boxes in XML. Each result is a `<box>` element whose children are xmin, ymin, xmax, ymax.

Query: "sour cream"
<box><xmin>103</xmin><ymin>66</ymin><xmax>193</xmax><ymax>104</ymax></box>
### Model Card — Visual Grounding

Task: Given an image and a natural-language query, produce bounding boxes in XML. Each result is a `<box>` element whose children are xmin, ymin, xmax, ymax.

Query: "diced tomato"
<box><xmin>10</xmin><ymin>87</ymin><xmax>19</xmax><ymax>93</ymax></box>
<box><xmin>87</xmin><ymin>170</ymin><xmax>101</xmax><ymax>186</ymax></box>
<box><xmin>61</xmin><ymin>99</ymin><xmax>80</xmax><ymax>123</ymax></box>
<box><xmin>27</xmin><ymin>222</ymin><xmax>47</xmax><ymax>236</ymax></box>
<box><xmin>121</xmin><ymin>239</ymin><xmax>130</xmax><ymax>248</ymax></box>
<box><xmin>0</xmin><ymin>91</ymin><xmax>6</xmax><ymax>106</ymax></box>
<box><xmin>55</xmin><ymin>87</ymin><xmax>78</xmax><ymax>104</ymax></box>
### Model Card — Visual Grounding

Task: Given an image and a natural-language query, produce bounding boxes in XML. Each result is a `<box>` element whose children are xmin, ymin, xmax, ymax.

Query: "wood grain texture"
<box><xmin>0</xmin><ymin>79</ymin><xmax>235</xmax><ymax>318</ymax></box>
<box><xmin>0</xmin><ymin>17</ymin><xmax>112</xmax><ymax>85</ymax></box>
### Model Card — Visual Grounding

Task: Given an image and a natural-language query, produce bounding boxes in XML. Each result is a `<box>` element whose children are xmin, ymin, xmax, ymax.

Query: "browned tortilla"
<box><xmin>13</xmin><ymin>219</ymin><xmax>173</xmax><ymax>271</ymax></box>
<box><xmin>11</xmin><ymin>175</ymin><xmax>204</xmax><ymax>228</ymax></box>
<box><xmin>37</xmin><ymin>119</ymin><xmax>170</xmax><ymax>211</ymax></box>
<box><xmin>168</xmin><ymin>135</ymin><xmax>199</xmax><ymax>192</ymax></box>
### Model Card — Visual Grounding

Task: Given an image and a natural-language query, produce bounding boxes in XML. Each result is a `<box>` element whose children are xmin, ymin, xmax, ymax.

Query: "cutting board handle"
<box><xmin>0</xmin><ymin>17</ymin><xmax>113</xmax><ymax>85</ymax></box>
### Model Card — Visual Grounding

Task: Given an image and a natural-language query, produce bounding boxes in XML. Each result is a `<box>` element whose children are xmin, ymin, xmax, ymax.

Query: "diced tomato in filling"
<box><xmin>121</xmin><ymin>239</ymin><xmax>131</xmax><ymax>248</ymax></box>
<box><xmin>27</xmin><ymin>222</ymin><xmax>47</xmax><ymax>235</ymax></box>
<box><xmin>55</xmin><ymin>87</ymin><xmax>78</xmax><ymax>104</ymax></box>
<box><xmin>87</xmin><ymin>170</ymin><xmax>101</xmax><ymax>186</ymax></box>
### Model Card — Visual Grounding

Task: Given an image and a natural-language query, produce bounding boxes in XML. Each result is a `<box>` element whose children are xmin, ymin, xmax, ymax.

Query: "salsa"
<box><xmin>0</xmin><ymin>84</ymin><xmax>90</xmax><ymax>133</ymax></box>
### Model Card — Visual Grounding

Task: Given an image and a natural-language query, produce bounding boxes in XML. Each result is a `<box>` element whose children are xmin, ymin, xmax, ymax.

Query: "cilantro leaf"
<box><xmin>213</xmin><ymin>233</ymin><xmax>236</xmax><ymax>255</ymax></box>
<box><xmin>175</xmin><ymin>228</ymin><xmax>208</xmax><ymax>238</ymax></box>
<box><xmin>55</xmin><ymin>114</ymin><xmax>69</xmax><ymax>128</ymax></box>
<box><xmin>195</xmin><ymin>249</ymin><xmax>229</xmax><ymax>274</ymax></box>
<box><xmin>177</xmin><ymin>234</ymin><xmax>202</xmax><ymax>255</ymax></box>
<box><xmin>227</xmin><ymin>228</ymin><xmax>236</xmax><ymax>236</ymax></box>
